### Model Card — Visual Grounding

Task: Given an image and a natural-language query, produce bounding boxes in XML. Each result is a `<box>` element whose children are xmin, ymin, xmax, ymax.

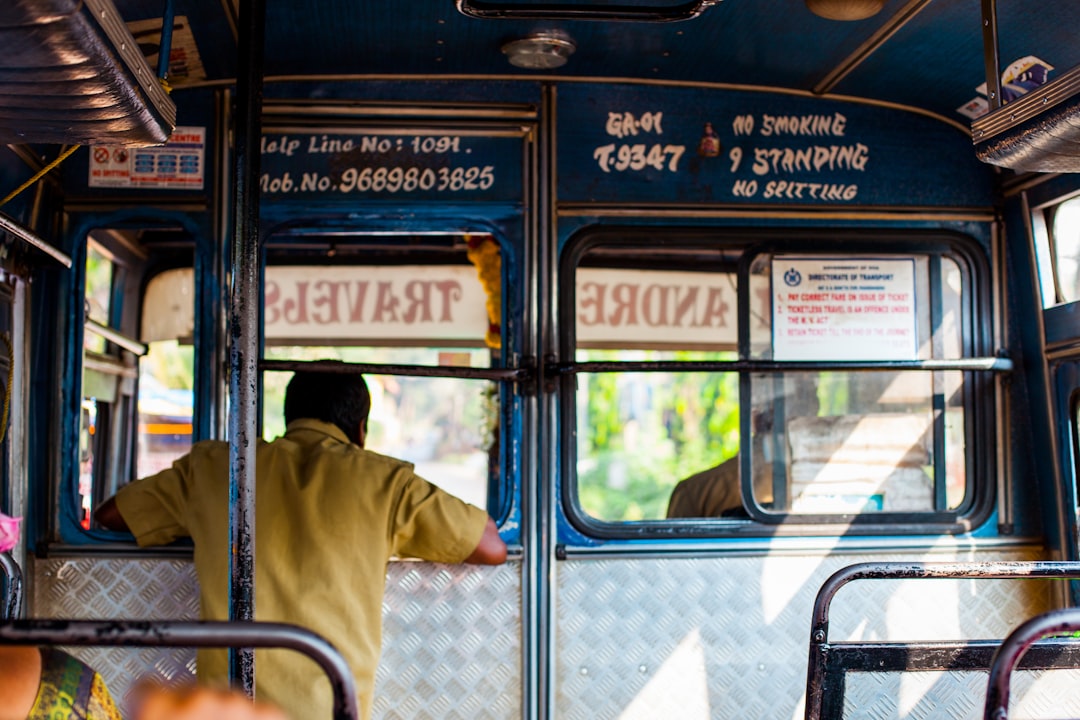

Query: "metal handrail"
<box><xmin>260</xmin><ymin>358</ymin><xmax>531</xmax><ymax>382</ymax></box>
<box><xmin>454</xmin><ymin>0</ymin><xmax>720</xmax><ymax>22</ymax></box>
<box><xmin>0</xmin><ymin>552</ymin><xmax>21</xmax><ymax>619</ymax></box>
<box><xmin>0</xmin><ymin>619</ymin><xmax>360</xmax><ymax>720</ymax></box>
<box><xmin>806</xmin><ymin>561</ymin><xmax>1080</xmax><ymax>720</ymax></box>
<box><xmin>0</xmin><ymin>212</ymin><xmax>71</xmax><ymax>268</ymax></box>
<box><xmin>558</xmin><ymin>356</ymin><xmax>1013</xmax><ymax>375</ymax></box>
<box><xmin>85</xmin><ymin>320</ymin><xmax>148</xmax><ymax>356</ymax></box>
<box><xmin>984</xmin><ymin>608</ymin><xmax>1080</xmax><ymax>720</ymax></box>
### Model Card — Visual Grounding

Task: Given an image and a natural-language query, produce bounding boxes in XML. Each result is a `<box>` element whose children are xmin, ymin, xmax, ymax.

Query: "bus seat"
<box><xmin>984</xmin><ymin>607</ymin><xmax>1080</xmax><ymax>720</ymax></box>
<box><xmin>787</xmin><ymin>414</ymin><xmax>932</xmax><ymax>513</ymax></box>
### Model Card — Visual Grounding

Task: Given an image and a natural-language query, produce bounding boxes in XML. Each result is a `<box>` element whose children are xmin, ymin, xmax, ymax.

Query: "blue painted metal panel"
<box><xmin>556</xmin><ymin>83</ymin><xmax>992</xmax><ymax>207</ymax></box>
<box><xmin>264</xmin><ymin>80</ymin><xmax>542</xmax><ymax>107</ymax></box>
<box><xmin>834</xmin><ymin>0</ymin><xmax>1080</xmax><ymax>127</ymax></box>
<box><xmin>1045</xmin><ymin>303</ymin><xmax>1080</xmax><ymax>348</ymax></box>
<box><xmin>101</xmin><ymin>0</ymin><xmax>1080</xmax><ymax>129</ymax></box>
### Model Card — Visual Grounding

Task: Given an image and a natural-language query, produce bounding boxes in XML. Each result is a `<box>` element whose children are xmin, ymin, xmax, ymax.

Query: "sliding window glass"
<box><xmin>563</xmin><ymin>232</ymin><xmax>991</xmax><ymax>535</ymax></box>
<box><xmin>262</xmin><ymin>237</ymin><xmax>504</xmax><ymax>511</ymax></box>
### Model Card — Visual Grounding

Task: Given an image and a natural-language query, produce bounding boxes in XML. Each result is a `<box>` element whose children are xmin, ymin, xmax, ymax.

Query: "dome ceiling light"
<box><xmin>502</xmin><ymin>31</ymin><xmax>576</xmax><ymax>70</ymax></box>
<box><xmin>805</xmin><ymin>0</ymin><xmax>885</xmax><ymax>21</ymax></box>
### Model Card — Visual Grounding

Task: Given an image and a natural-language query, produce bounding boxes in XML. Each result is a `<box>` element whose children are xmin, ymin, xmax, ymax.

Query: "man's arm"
<box><xmin>464</xmin><ymin>516</ymin><xmax>507</xmax><ymax>564</ymax></box>
<box><xmin>95</xmin><ymin>497</ymin><xmax>129</xmax><ymax>532</ymax></box>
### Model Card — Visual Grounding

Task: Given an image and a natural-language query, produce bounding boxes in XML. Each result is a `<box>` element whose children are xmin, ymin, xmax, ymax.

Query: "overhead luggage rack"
<box><xmin>0</xmin><ymin>0</ymin><xmax>176</xmax><ymax>146</ymax></box>
<box><xmin>973</xmin><ymin>65</ymin><xmax>1080</xmax><ymax>173</ymax></box>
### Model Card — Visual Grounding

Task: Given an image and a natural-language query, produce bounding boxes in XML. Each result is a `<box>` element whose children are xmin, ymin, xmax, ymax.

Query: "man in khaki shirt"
<box><xmin>97</xmin><ymin>370</ymin><xmax>506</xmax><ymax>720</ymax></box>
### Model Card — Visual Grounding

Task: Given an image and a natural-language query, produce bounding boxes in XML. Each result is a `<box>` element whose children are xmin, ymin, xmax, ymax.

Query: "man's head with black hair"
<box><xmin>284</xmin><ymin>367</ymin><xmax>371</xmax><ymax>446</ymax></box>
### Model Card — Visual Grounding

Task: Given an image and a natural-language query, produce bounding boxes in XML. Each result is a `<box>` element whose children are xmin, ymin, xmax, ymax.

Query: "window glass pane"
<box><xmin>747</xmin><ymin>370</ymin><xmax>965</xmax><ymax>515</ymax></box>
<box><xmin>137</xmin><ymin>341</ymin><xmax>194</xmax><ymax>477</ymax></box>
<box><xmin>1053</xmin><ymin>197</ymin><xmax>1080</xmax><ymax>303</ymax></box>
<box><xmin>84</xmin><ymin>243</ymin><xmax>114</xmax><ymax>354</ymax></box>
<box><xmin>78</xmin><ymin>399</ymin><xmax>99</xmax><ymax>530</ymax></box>
<box><xmin>576</xmin><ymin>353</ymin><xmax>739</xmax><ymax>521</ymax></box>
<box><xmin>264</xmin><ymin>347</ymin><xmax>496</xmax><ymax>510</ymax></box>
<box><xmin>261</xmin><ymin>260</ymin><xmax>501</xmax><ymax>511</ymax></box>
<box><xmin>137</xmin><ymin>269</ymin><xmax>195</xmax><ymax>477</ymax></box>
<box><xmin>751</xmin><ymin>254</ymin><xmax>933</xmax><ymax>360</ymax></box>
<box><xmin>80</xmin><ymin>239</ymin><xmax>126</xmax><ymax>525</ymax></box>
<box><xmin>1032</xmin><ymin>209</ymin><xmax>1056</xmax><ymax>308</ymax></box>
<box><xmin>571</xmin><ymin>243</ymin><xmax>971</xmax><ymax>525</ymax></box>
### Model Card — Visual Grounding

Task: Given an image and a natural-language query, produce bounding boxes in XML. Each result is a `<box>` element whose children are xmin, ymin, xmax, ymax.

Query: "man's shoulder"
<box><xmin>188</xmin><ymin>438</ymin><xmax>238</xmax><ymax>459</ymax></box>
<box><xmin>326</xmin><ymin>444</ymin><xmax>416</xmax><ymax>474</ymax></box>
<box><xmin>680</xmin><ymin>455</ymin><xmax>739</xmax><ymax>486</ymax></box>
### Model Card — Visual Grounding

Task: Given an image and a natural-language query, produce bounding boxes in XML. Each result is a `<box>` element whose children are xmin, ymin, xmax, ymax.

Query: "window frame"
<box><xmin>558</xmin><ymin>226</ymin><xmax>997</xmax><ymax>540</ymax></box>
<box><xmin>1038</xmin><ymin>194</ymin><xmax>1080</xmax><ymax>307</ymax></box>
<box><xmin>59</xmin><ymin>226</ymin><xmax>198</xmax><ymax>545</ymax></box>
<box><xmin>79</xmin><ymin>236</ymin><xmax>143</xmax><ymax>530</ymax></box>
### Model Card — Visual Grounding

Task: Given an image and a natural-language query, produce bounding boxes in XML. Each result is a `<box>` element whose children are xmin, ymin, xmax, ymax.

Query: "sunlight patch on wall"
<box><xmin>619</xmin><ymin>628</ymin><xmax>709</xmax><ymax>720</ymax></box>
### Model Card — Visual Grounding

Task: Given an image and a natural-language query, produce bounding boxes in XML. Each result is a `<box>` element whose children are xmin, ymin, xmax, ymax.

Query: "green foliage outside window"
<box><xmin>576</xmin><ymin>350</ymin><xmax>740</xmax><ymax>521</ymax></box>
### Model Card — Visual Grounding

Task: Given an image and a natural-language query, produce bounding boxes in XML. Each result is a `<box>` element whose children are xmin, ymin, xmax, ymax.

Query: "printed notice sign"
<box><xmin>88</xmin><ymin>126</ymin><xmax>205</xmax><ymax>190</ymax></box>
<box><xmin>772</xmin><ymin>256</ymin><xmax>917</xmax><ymax>361</ymax></box>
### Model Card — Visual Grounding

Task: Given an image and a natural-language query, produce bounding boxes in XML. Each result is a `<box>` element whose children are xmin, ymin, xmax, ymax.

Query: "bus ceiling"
<box><xmin>1</xmin><ymin>0</ymin><xmax>1079</xmax><ymax>172</ymax></box>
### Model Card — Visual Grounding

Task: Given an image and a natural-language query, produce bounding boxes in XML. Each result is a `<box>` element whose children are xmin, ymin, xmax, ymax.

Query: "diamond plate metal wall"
<box><xmin>375</xmin><ymin>562</ymin><xmax>521</xmax><ymax>719</ymax></box>
<box><xmin>30</xmin><ymin>556</ymin><xmax>521</xmax><ymax>719</ymax></box>
<box><xmin>843</xmin><ymin>669</ymin><xmax>1080</xmax><ymax>719</ymax></box>
<box><xmin>556</xmin><ymin>549</ymin><xmax>1055</xmax><ymax>720</ymax></box>
<box><xmin>29</xmin><ymin>557</ymin><xmax>199</xmax><ymax>713</ymax></box>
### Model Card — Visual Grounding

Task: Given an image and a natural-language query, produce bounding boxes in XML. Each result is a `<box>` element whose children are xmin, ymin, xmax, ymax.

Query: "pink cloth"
<box><xmin>0</xmin><ymin>512</ymin><xmax>21</xmax><ymax>552</ymax></box>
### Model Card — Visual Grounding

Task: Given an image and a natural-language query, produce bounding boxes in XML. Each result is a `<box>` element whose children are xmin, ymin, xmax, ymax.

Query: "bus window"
<box><xmin>80</xmin><ymin>237</ymin><xmax>138</xmax><ymax>529</ymax></box>
<box><xmin>570</xmin><ymin>246</ymin><xmax>743</xmax><ymax>522</ymax></box>
<box><xmin>1073</xmin><ymin>391</ymin><xmax>1080</xmax><ymax>514</ymax></box>
<box><xmin>84</xmin><ymin>244</ymin><xmax>113</xmax><ymax>354</ymax></box>
<box><xmin>1050</xmin><ymin>196</ymin><xmax>1080</xmax><ymax>304</ymax></box>
<box><xmin>137</xmin><ymin>268</ymin><xmax>195</xmax><ymax>477</ymax></box>
<box><xmin>575</xmin><ymin>359</ymin><xmax>739</xmax><ymax>521</ymax></box>
<box><xmin>746</xmin><ymin>254</ymin><xmax>968</xmax><ymax>516</ymax></box>
<box><xmin>262</xmin><ymin>262</ymin><xmax>500</xmax><ymax>511</ymax></box>
<box><xmin>567</xmin><ymin>236</ymin><xmax>980</xmax><ymax>530</ymax></box>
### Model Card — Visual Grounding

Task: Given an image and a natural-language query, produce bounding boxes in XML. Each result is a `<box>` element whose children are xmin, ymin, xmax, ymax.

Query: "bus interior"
<box><xmin>1</xmin><ymin>0</ymin><xmax>1080</xmax><ymax>718</ymax></box>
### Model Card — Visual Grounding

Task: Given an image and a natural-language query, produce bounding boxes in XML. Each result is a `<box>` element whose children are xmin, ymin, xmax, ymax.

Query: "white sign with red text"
<box><xmin>772</xmin><ymin>256</ymin><xmax>917</xmax><ymax>361</ymax></box>
<box><xmin>88</xmin><ymin>126</ymin><xmax>205</xmax><ymax>189</ymax></box>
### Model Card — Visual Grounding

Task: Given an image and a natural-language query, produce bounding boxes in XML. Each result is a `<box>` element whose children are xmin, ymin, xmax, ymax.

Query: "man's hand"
<box><xmin>465</xmin><ymin>517</ymin><xmax>507</xmax><ymax>564</ymax></box>
<box><xmin>94</xmin><ymin>497</ymin><xmax>129</xmax><ymax>532</ymax></box>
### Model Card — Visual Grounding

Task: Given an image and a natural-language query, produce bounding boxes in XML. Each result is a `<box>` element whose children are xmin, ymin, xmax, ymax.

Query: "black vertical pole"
<box><xmin>228</xmin><ymin>0</ymin><xmax>265</xmax><ymax>696</ymax></box>
<box><xmin>980</xmin><ymin>0</ymin><xmax>1002</xmax><ymax>111</ymax></box>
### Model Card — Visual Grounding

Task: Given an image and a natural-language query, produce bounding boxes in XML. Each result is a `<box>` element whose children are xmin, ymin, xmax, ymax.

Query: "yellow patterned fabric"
<box><xmin>28</xmin><ymin>648</ymin><xmax>122</xmax><ymax>720</ymax></box>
